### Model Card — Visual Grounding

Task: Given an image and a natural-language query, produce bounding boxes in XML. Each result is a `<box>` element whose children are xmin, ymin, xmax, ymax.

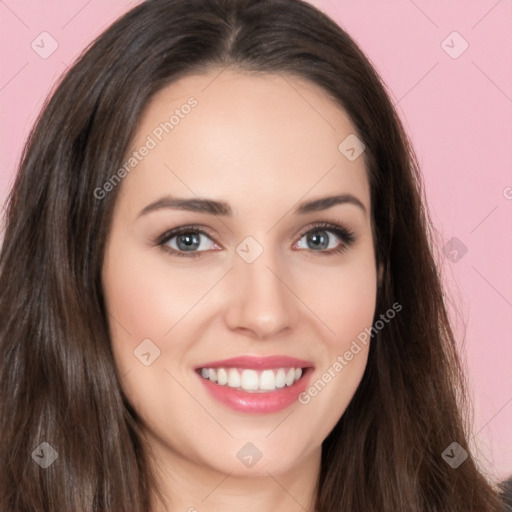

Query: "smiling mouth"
<box><xmin>196</xmin><ymin>366</ymin><xmax>311</xmax><ymax>393</ymax></box>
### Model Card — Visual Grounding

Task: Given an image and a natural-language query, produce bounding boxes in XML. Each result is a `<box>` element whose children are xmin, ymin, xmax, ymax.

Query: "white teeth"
<box><xmin>285</xmin><ymin>368</ymin><xmax>295</xmax><ymax>386</ymax></box>
<box><xmin>199</xmin><ymin>366</ymin><xmax>305</xmax><ymax>392</ymax></box>
<box><xmin>217</xmin><ymin>368</ymin><xmax>228</xmax><ymax>385</ymax></box>
<box><xmin>228</xmin><ymin>368</ymin><xmax>241</xmax><ymax>388</ymax></box>
<box><xmin>274</xmin><ymin>368</ymin><xmax>286</xmax><ymax>388</ymax></box>
<box><xmin>241</xmin><ymin>369</ymin><xmax>259</xmax><ymax>391</ymax></box>
<box><xmin>260</xmin><ymin>369</ymin><xmax>275</xmax><ymax>390</ymax></box>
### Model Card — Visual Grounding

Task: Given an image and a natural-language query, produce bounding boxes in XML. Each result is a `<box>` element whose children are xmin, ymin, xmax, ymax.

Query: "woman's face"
<box><xmin>102</xmin><ymin>68</ymin><xmax>378</xmax><ymax>482</ymax></box>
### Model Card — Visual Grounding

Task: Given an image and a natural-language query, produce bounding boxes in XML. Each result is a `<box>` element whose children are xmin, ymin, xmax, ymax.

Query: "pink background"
<box><xmin>1</xmin><ymin>0</ymin><xmax>511</xmax><ymax>482</ymax></box>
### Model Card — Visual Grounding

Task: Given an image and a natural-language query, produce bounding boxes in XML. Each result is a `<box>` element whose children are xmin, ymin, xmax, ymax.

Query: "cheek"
<box><xmin>335</xmin><ymin>264</ymin><xmax>377</xmax><ymax>341</ymax></box>
<box><xmin>102</xmin><ymin>241</ymin><xmax>199</xmax><ymax>421</ymax></box>
<box><xmin>292</xmin><ymin>252</ymin><xmax>376</xmax><ymax>423</ymax></box>
<box><xmin>102</xmin><ymin>242</ymin><xmax>211</xmax><ymax>339</ymax></box>
<box><xmin>295</xmin><ymin>253</ymin><xmax>377</xmax><ymax>346</ymax></box>
<box><xmin>101</xmin><ymin>240</ymin><xmax>179</xmax><ymax>386</ymax></box>
<box><xmin>297</xmin><ymin>265</ymin><xmax>374</xmax><ymax>440</ymax></box>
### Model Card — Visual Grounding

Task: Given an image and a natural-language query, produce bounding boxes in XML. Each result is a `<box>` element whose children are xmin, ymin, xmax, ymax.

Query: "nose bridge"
<box><xmin>225</xmin><ymin>235</ymin><xmax>294</xmax><ymax>337</ymax></box>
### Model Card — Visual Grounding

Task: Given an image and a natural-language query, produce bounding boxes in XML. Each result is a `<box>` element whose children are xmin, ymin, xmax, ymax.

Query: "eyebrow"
<box><xmin>137</xmin><ymin>193</ymin><xmax>367</xmax><ymax>218</ymax></box>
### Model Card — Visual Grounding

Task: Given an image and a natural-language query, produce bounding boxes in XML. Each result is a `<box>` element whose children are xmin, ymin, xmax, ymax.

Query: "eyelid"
<box><xmin>156</xmin><ymin>224</ymin><xmax>218</xmax><ymax>246</ymax></box>
<box><xmin>297</xmin><ymin>220</ymin><xmax>356</xmax><ymax>242</ymax></box>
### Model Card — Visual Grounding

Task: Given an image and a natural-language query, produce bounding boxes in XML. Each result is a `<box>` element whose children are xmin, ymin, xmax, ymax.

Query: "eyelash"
<box><xmin>155</xmin><ymin>220</ymin><xmax>357</xmax><ymax>259</ymax></box>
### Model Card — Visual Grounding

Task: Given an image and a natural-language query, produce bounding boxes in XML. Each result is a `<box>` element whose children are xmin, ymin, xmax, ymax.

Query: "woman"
<box><xmin>0</xmin><ymin>0</ymin><xmax>507</xmax><ymax>510</ymax></box>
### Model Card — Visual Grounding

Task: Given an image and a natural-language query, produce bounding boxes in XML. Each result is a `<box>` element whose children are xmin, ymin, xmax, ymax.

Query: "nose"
<box><xmin>223</xmin><ymin>246</ymin><xmax>297</xmax><ymax>340</ymax></box>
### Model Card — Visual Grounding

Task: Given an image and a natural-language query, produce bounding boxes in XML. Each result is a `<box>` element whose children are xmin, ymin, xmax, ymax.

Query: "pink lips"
<box><xmin>195</xmin><ymin>355</ymin><xmax>314</xmax><ymax>414</ymax></box>
<box><xmin>195</xmin><ymin>355</ymin><xmax>314</xmax><ymax>370</ymax></box>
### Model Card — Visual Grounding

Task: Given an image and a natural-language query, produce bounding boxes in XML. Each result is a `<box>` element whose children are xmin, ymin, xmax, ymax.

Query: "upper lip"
<box><xmin>195</xmin><ymin>355</ymin><xmax>314</xmax><ymax>370</ymax></box>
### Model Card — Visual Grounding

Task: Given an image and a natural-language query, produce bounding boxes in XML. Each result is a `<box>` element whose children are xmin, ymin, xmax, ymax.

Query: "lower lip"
<box><xmin>196</xmin><ymin>368</ymin><xmax>313</xmax><ymax>414</ymax></box>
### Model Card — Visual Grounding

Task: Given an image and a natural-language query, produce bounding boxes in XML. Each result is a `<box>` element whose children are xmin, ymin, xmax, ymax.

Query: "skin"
<box><xmin>102</xmin><ymin>67</ymin><xmax>380</xmax><ymax>512</ymax></box>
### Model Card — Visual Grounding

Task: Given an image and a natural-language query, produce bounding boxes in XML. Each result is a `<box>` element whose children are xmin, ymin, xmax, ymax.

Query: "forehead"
<box><xmin>120</xmin><ymin>68</ymin><xmax>370</xmax><ymax>217</ymax></box>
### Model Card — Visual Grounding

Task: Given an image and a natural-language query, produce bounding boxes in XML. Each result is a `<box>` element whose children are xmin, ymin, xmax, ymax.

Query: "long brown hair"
<box><xmin>0</xmin><ymin>0</ymin><xmax>506</xmax><ymax>510</ymax></box>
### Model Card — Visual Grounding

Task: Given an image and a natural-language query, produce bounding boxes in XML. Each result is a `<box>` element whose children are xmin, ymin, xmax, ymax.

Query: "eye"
<box><xmin>156</xmin><ymin>220</ymin><xmax>357</xmax><ymax>258</ymax></box>
<box><xmin>294</xmin><ymin>221</ymin><xmax>356</xmax><ymax>256</ymax></box>
<box><xmin>157</xmin><ymin>225</ymin><xmax>220</xmax><ymax>259</ymax></box>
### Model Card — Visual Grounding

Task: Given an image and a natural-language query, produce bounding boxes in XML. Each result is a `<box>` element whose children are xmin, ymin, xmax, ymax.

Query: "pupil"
<box><xmin>177</xmin><ymin>233</ymin><xmax>200</xmax><ymax>251</ymax></box>
<box><xmin>309</xmin><ymin>231</ymin><xmax>328</xmax><ymax>250</ymax></box>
